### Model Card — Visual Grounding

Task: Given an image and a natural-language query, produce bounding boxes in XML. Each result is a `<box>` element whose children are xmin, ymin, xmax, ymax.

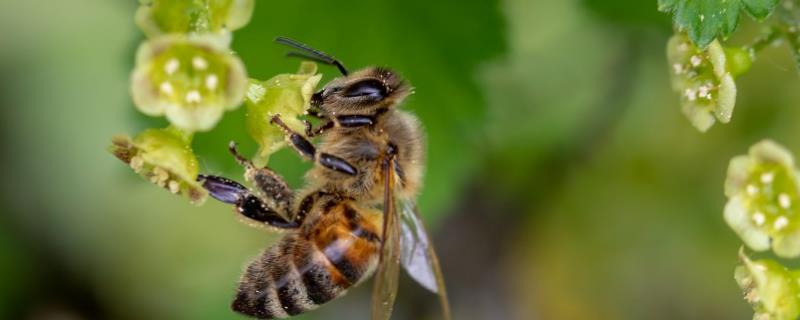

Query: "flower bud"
<box><xmin>109</xmin><ymin>127</ymin><xmax>206</xmax><ymax>204</ymax></box>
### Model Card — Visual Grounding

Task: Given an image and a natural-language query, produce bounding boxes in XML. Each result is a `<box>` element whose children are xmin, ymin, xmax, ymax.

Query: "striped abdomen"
<box><xmin>232</xmin><ymin>201</ymin><xmax>381</xmax><ymax>319</ymax></box>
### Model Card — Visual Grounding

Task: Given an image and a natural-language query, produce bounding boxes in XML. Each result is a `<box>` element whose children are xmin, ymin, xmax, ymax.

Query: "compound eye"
<box><xmin>342</xmin><ymin>79</ymin><xmax>387</xmax><ymax>100</ymax></box>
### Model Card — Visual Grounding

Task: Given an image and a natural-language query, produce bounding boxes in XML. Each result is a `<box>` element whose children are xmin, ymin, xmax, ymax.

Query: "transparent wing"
<box><xmin>399</xmin><ymin>200</ymin><xmax>452</xmax><ymax>320</ymax></box>
<box><xmin>371</xmin><ymin>158</ymin><xmax>402</xmax><ymax>320</ymax></box>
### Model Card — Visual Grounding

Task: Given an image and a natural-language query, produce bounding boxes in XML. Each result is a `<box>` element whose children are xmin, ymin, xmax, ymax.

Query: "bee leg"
<box><xmin>197</xmin><ymin>174</ymin><xmax>299</xmax><ymax>229</ymax></box>
<box><xmin>228</xmin><ymin>142</ymin><xmax>295</xmax><ymax>216</ymax></box>
<box><xmin>270</xmin><ymin>115</ymin><xmax>358</xmax><ymax>176</ymax></box>
<box><xmin>336</xmin><ymin>115</ymin><xmax>375</xmax><ymax>128</ymax></box>
<box><xmin>304</xmin><ymin>119</ymin><xmax>334</xmax><ymax>137</ymax></box>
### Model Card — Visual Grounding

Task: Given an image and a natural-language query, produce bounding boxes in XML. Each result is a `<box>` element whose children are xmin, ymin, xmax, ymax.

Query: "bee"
<box><xmin>197</xmin><ymin>37</ymin><xmax>451</xmax><ymax>320</ymax></box>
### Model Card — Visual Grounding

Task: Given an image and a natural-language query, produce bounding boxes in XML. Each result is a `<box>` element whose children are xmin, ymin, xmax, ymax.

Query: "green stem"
<box><xmin>746</xmin><ymin>27</ymin><xmax>784</xmax><ymax>57</ymax></box>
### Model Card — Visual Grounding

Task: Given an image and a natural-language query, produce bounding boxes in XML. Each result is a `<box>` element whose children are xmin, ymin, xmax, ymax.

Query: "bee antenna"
<box><xmin>275</xmin><ymin>36</ymin><xmax>349</xmax><ymax>76</ymax></box>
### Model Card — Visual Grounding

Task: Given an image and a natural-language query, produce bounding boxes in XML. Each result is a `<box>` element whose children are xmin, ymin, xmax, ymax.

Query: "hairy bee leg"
<box><xmin>228</xmin><ymin>142</ymin><xmax>295</xmax><ymax>216</ymax></box>
<box><xmin>270</xmin><ymin>115</ymin><xmax>358</xmax><ymax>176</ymax></box>
<box><xmin>198</xmin><ymin>175</ymin><xmax>299</xmax><ymax>229</ymax></box>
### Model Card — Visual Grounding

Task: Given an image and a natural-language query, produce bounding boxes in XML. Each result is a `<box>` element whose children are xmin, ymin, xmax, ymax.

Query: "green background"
<box><xmin>1</xmin><ymin>0</ymin><xmax>798</xmax><ymax>319</ymax></box>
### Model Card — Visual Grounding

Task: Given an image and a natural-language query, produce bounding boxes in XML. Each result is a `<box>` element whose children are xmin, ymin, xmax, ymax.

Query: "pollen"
<box><xmin>130</xmin><ymin>156</ymin><xmax>144</xmax><ymax>172</ymax></box>
<box><xmin>186</xmin><ymin>90</ymin><xmax>202</xmax><ymax>103</ymax></box>
<box><xmin>168</xmin><ymin>180</ymin><xmax>180</xmax><ymax>194</ymax></box>
<box><xmin>775</xmin><ymin>216</ymin><xmax>789</xmax><ymax>230</ymax></box>
<box><xmin>761</xmin><ymin>172</ymin><xmax>775</xmax><ymax>184</ymax></box>
<box><xmin>697</xmin><ymin>84</ymin><xmax>712</xmax><ymax>99</ymax></box>
<box><xmin>192</xmin><ymin>56</ymin><xmax>208</xmax><ymax>70</ymax></box>
<box><xmin>205</xmin><ymin>74</ymin><xmax>218</xmax><ymax>90</ymax></box>
<box><xmin>779</xmin><ymin>193</ymin><xmax>792</xmax><ymax>209</ymax></box>
<box><xmin>164</xmin><ymin>58</ymin><xmax>180</xmax><ymax>75</ymax></box>
<box><xmin>753</xmin><ymin>211</ymin><xmax>766</xmax><ymax>226</ymax></box>
<box><xmin>160</xmin><ymin>82</ymin><xmax>174</xmax><ymax>95</ymax></box>
<box><xmin>673</xmin><ymin>63</ymin><xmax>684</xmax><ymax>74</ymax></box>
<box><xmin>747</xmin><ymin>184</ymin><xmax>759</xmax><ymax>196</ymax></box>
<box><xmin>684</xmin><ymin>88</ymin><xmax>697</xmax><ymax>101</ymax></box>
<box><xmin>690</xmin><ymin>55</ymin><xmax>703</xmax><ymax>67</ymax></box>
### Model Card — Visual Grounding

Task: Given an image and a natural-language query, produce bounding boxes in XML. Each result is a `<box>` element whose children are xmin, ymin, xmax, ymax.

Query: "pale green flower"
<box><xmin>109</xmin><ymin>127</ymin><xmax>206</xmax><ymax>204</ymax></box>
<box><xmin>245</xmin><ymin>62</ymin><xmax>322</xmax><ymax>165</ymax></box>
<box><xmin>725</xmin><ymin>140</ymin><xmax>800</xmax><ymax>257</ymax></box>
<box><xmin>735</xmin><ymin>250</ymin><xmax>800</xmax><ymax>320</ymax></box>
<box><xmin>667</xmin><ymin>33</ymin><xmax>737</xmax><ymax>132</ymax></box>
<box><xmin>136</xmin><ymin>0</ymin><xmax>255</xmax><ymax>38</ymax></box>
<box><xmin>131</xmin><ymin>35</ymin><xmax>247</xmax><ymax>132</ymax></box>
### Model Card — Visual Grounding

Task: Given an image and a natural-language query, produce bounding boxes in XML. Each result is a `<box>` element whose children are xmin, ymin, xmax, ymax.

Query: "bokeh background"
<box><xmin>2</xmin><ymin>0</ymin><xmax>799</xmax><ymax>319</ymax></box>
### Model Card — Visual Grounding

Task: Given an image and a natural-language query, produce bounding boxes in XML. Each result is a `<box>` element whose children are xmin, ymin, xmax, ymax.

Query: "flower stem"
<box><xmin>747</xmin><ymin>27</ymin><xmax>784</xmax><ymax>58</ymax></box>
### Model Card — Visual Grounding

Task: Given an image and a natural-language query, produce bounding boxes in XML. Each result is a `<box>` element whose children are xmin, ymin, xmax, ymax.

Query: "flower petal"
<box><xmin>130</xmin><ymin>35</ymin><xmax>247</xmax><ymax>132</ymax></box>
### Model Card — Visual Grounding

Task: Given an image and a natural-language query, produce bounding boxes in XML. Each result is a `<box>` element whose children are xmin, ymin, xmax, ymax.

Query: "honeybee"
<box><xmin>197</xmin><ymin>37</ymin><xmax>451</xmax><ymax>320</ymax></box>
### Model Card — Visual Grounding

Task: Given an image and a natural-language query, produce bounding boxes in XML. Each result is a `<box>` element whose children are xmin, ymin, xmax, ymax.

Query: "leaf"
<box><xmin>742</xmin><ymin>0</ymin><xmax>780</xmax><ymax>19</ymax></box>
<box><xmin>660</xmin><ymin>0</ymin><xmax>779</xmax><ymax>48</ymax></box>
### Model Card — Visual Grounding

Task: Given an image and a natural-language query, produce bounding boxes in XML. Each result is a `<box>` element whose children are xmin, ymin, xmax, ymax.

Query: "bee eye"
<box><xmin>342</xmin><ymin>79</ymin><xmax>387</xmax><ymax>100</ymax></box>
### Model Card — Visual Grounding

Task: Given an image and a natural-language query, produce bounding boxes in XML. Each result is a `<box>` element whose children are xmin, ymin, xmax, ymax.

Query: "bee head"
<box><xmin>274</xmin><ymin>37</ymin><xmax>411</xmax><ymax>116</ymax></box>
<box><xmin>311</xmin><ymin>67</ymin><xmax>410</xmax><ymax>115</ymax></box>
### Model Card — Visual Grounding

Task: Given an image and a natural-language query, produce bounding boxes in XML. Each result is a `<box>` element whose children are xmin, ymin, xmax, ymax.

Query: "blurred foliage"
<box><xmin>3</xmin><ymin>0</ymin><xmax>800</xmax><ymax>319</ymax></box>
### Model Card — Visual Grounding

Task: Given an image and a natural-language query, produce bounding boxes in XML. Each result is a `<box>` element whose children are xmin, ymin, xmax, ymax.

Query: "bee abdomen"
<box><xmin>232</xmin><ymin>233</ymin><xmax>362</xmax><ymax>319</ymax></box>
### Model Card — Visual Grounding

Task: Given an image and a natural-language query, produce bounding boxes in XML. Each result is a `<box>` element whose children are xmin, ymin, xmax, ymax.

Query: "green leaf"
<box><xmin>742</xmin><ymin>0</ymin><xmax>780</xmax><ymax>20</ymax></box>
<box><xmin>661</xmin><ymin>0</ymin><xmax>779</xmax><ymax>48</ymax></box>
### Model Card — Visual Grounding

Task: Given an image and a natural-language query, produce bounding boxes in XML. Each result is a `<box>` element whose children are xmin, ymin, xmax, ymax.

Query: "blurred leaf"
<box><xmin>479</xmin><ymin>0</ymin><xmax>626</xmax><ymax>192</ymax></box>
<box><xmin>743</xmin><ymin>0</ymin><xmax>781</xmax><ymax>19</ymax></box>
<box><xmin>582</xmin><ymin>0</ymin><xmax>670</xmax><ymax>27</ymax></box>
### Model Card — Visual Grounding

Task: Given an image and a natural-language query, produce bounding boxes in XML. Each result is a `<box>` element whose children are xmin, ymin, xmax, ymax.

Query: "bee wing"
<box><xmin>371</xmin><ymin>157</ymin><xmax>402</xmax><ymax>320</ymax></box>
<box><xmin>399</xmin><ymin>200</ymin><xmax>452</xmax><ymax>320</ymax></box>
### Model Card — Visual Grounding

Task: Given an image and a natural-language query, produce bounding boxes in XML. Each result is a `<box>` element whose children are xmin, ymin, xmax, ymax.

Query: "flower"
<box><xmin>109</xmin><ymin>127</ymin><xmax>206</xmax><ymax>204</ymax></box>
<box><xmin>735</xmin><ymin>249</ymin><xmax>800</xmax><ymax>320</ymax></box>
<box><xmin>245</xmin><ymin>62</ymin><xmax>322</xmax><ymax>165</ymax></box>
<box><xmin>131</xmin><ymin>35</ymin><xmax>247</xmax><ymax>132</ymax></box>
<box><xmin>135</xmin><ymin>0</ymin><xmax>255</xmax><ymax>38</ymax></box>
<box><xmin>725</xmin><ymin>140</ymin><xmax>800</xmax><ymax>257</ymax></box>
<box><xmin>667</xmin><ymin>33</ymin><xmax>737</xmax><ymax>132</ymax></box>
